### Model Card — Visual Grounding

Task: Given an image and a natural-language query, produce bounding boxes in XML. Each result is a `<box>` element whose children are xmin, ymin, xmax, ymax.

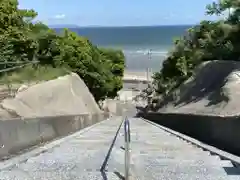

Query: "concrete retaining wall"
<box><xmin>139</xmin><ymin>112</ymin><xmax>240</xmax><ymax>156</ymax></box>
<box><xmin>104</xmin><ymin>99</ymin><xmax>136</xmax><ymax>117</ymax></box>
<box><xmin>116</xmin><ymin>101</ymin><xmax>136</xmax><ymax>117</ymax></box>
<box><xmin>0</xmin><ymin>113</ymin><xmax>109</xmax><ymax>159</ymax></box>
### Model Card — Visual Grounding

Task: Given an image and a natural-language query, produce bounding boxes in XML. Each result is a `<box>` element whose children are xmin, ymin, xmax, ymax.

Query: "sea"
<box><xmin>55</xmin><ymin>25</ymin><xmax>193</xmax><ymax>73</ymax></box>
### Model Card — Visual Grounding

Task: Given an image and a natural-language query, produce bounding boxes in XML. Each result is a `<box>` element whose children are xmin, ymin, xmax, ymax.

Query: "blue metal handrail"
<box><xmin>124</xmin><ymin>117</ymin><xmax>131</xmax><ymax>180</ymax></box>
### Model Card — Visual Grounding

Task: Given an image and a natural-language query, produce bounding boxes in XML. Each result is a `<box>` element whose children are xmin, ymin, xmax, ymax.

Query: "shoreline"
<box><xmin>124</xmin><ymin>70</ymin><xmax>153</xmax><ymax>82</ymax></box>
<box><xmin>123</xmin><ymin>70</ymin><xmax>153</xmax><ymax>91</ymax></box>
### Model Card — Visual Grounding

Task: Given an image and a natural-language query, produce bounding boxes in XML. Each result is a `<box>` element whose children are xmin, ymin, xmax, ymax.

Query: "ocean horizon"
<box><xmin>54</xmin><ymin>25</ymin><xmax>193</xmax><ymax>72</ymax></box>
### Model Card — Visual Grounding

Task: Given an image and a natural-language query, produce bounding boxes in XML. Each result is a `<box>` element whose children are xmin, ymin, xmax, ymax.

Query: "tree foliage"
<box><xmin>0</xmin><ymin>0</ymin><xmax>125</xmax><ymax>102</ymax></box>
<box><xmin>153</xmin><ymin>0</ymin><xmax>240</xmax><ymax>96</ymax></box>
<box><xmin>99</xmin><ymin>48</ymin><xmax>125</xmax><ymax>97</ymax></box>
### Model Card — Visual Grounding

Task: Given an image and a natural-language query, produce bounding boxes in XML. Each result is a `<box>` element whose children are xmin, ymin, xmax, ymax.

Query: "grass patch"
<box><xmin>0</xmin><ymin>65</ymin><xmax>70</xmax><ymax>85</ymax></box>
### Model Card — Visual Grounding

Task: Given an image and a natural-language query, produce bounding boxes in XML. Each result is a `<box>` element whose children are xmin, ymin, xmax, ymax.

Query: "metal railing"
<box><xmin>0</xmin><ymin>60</ymin><xmax>39</xmax><ymax>98</ymax></box>
<box><xmin>0</xmin><ymin>60</ymin><xmax>39</xmax><ymax>73</ymax></box>
<box><xmin>124</xmin><ymin>117</ymin><xmax>131</xmax><ymax>180</ymax></box>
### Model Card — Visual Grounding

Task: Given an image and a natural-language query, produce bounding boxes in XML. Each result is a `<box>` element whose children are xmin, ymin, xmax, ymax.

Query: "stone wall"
<box><xmin>139</xmin><ymin>112</ymin><xmax>240</xmax><ymax>156</ymax></box>
<box><xmin>0</xmin><ymin>113</ymin><xmax>109</xmax><ymax>159</ymax></box>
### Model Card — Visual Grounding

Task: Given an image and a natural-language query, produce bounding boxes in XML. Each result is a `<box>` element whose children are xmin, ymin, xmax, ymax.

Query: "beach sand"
<box><xmin>124</xmin><ymin>70</ymin><xmax>153</xmax><ymax>83</ymax></box>
<box><xmin>123</xmin><ymin>70</ymin><xmax>153</xmax><ymax>90</ymax></box>
<box><xmin>124</xmin><ymin>70</ymin><xmax>153</xmax><ymax>79</ymax></box>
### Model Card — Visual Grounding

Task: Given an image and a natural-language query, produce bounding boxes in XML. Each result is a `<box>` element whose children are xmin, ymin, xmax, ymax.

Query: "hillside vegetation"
<box><xmin>153</xmin><ymin>0</ymin><xmax>240</xmax><ymax>97</ymax></box>
<box><xmin>0</xmin><ymin>0</ymin><xmax>125</xmax><ymax>102</ymax></box>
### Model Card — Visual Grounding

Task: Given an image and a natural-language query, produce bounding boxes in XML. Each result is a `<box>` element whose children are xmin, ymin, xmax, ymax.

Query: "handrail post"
<box><xmin>124</xmin><ymin>117</ymin><xmax>130</xmax><ymax>180</ymax></box>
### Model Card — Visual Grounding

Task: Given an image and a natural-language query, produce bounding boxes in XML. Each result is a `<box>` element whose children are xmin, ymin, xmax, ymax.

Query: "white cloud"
<box><xmin>54</xmin><ymin>14</ymin><xmax>66</xmax><ymax>19</ymax></box>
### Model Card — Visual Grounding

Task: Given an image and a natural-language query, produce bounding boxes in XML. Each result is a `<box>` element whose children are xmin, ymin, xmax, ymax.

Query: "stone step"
<box><xmin>130</xmin><ymin>144</ymin><xmax>205</xmax><ymax>151</ymax></box>
<box><xmin>134</xmin><ymin>172</ymin><xmax>240</xmax><ymax>180</ymax></box>
<box><xmin>16</xmin><ymin>150</ymin><xmax>109</xmax><ymax>173</ymax></box>
<box><xmin>131</xmin><ymin>155</ymin><xmax>223</xmax><ymax>164</ymax></box>
<box><xmin>131</xmin><ymin>149</ymin><xmax>213</xmax><ymax>157</ymax></box>
<box><xmin>0</xmin><ymin>170</ymin><xmax>125</xmax><ymax>180</ymax></box>
<box><xmin>128</xmin><ymin>117</ymin><xmax>240</xmax><ymax>180</ymax></box>
<box><xmin>134</xmin><ymin>164</ymin><xmax>228</xmax><ymax>176</ymax></box>
<box><xmin>132</xmin><ymin>156</ymin><xmax>233</xmax><ymax>167</ymax></box>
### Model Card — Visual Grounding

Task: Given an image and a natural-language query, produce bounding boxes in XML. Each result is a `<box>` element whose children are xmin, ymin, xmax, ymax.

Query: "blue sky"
<box><xmin>18</xmin><ymin>0</ymin><xmax>219</xmax><ymax>27</ymax></box>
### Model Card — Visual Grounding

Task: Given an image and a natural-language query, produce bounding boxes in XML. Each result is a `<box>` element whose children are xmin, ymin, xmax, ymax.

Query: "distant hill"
<box><xmin>49</xmin><ymin>24</ymin><xmax>80</xmax><ymax>29</ymax></box>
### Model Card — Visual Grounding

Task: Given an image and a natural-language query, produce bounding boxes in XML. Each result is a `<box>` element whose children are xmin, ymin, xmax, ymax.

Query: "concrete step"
<box><xmin>132</xmin><ymin>159</ymin><xmax>237</xmax><ymax>177</ymax></box>
<box><xmin>156</xmin><ymin>159</ymin><xmax>233</xmax><ymax>167</ymax></box>
<box><xmin>134</xmin><ymin>172</ymin><xmax>240</xmax><ymax>180</ymax></box>
<box><xmin>132</xmin><ymin>155</ymin><xmax>233</xmax><ymax>167</ymax></box>
<box><xmin>131</xmin><ymin>149</ymin><xmax>214</xmax><ymax>157</ymax></box>
<box><xmin>0</xmin><ymin>170</ymin><xmax>125</xmax><ymax>180</ymax></box>
<box><xmin>131</xmin><ymin>155</ymin><xmax>224</xmax><ymax>165</ymax></box>
<box><xmin>16</xmin><ymin>150</ymin><xmax>109</xmax><ymax>172</ymax></box>
<box><xmin>132</xmin><ymin>143</ymin><xmax>202</xmax><ymax>150</ymax></box>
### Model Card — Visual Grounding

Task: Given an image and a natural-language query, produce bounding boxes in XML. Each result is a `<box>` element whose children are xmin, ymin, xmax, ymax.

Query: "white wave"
<box><xmin>123</xmin><ymin>49</ymin><xmax>168</xmax><ymax>56</ymax></box>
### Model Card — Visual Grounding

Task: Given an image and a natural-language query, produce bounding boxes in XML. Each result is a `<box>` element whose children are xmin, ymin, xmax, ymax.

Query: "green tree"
<box><xmin>0</xmin><ymin>0</ymin><xmax>126</xmax><ymax>102</ymax></box>
<box><xmin>0</xmin><ymin>0</ymin><xmax>38</xmax><ymax>66</ymax></box>
<box><xmin>99</xmin><ymin>48</ymin><xmax>125</xmax><ymax>97</ymax></box>
<box><xmin>50</xmin><ymin>29</ymin><xmax>123</xmax><ymax>101</ymax></box>
<box><xmin>153</xmin><ymin>0</ymin><xmax>240</xmax><ymax>96</ymax></box>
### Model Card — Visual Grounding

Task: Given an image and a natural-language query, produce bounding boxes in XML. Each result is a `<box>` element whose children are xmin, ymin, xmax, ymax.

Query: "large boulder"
<box><xmin>1</xmin><ymin>73</ymin><xmax>101</xmax><ymax>118</ymax></box>
<box><xmin>17</xmin><ymin>84</ymin><xmax>28</xmax><ymax>93</ymax></box>
<box><xmin>156</xmin><ymin>60</ymin><xmax>240</xmax><ymax>116</ymax></box>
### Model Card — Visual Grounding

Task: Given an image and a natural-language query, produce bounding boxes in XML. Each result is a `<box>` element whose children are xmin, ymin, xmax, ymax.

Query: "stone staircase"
<box><xmin>0</xmin><ymin>117</ymin><xmax>124</xmax><ymax>179</ymax></box>
<box><xmin>128</xmin><ymin>118</ymin><xmax>240</xmax><ymax>180</ymax></box>
<box><xmin>0</xmin><ymin>116</ymin><xmax>240</xmax><ymax>179</ymax></box>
